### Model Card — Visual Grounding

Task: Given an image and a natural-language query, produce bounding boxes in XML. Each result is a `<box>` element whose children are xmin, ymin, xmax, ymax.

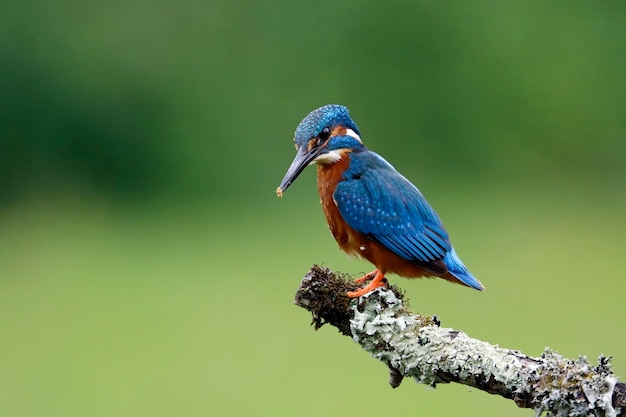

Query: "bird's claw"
<box><xmin>348</xmin><ymin>271</ymin><xmax>387</xmax><ymax>298</ymax></box>
<box><xmin>347</xmin><ymin>279</ymin><xmax>388</xmax><ymax>298</ymax></box>
<box><xmin>354</xmin><ymin>270</ymin><xmax>378</xmax><ymax>283</ymax></box>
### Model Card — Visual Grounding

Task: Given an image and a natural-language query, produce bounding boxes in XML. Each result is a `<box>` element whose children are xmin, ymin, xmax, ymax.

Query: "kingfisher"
<box><xmin>276</xmin><ymin>104</ymin><xmax>484</xmax><ymax>298</ymax></box>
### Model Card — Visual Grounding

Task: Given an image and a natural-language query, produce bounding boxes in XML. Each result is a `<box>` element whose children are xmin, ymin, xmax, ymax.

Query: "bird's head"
<box><xmin>277</xmin><ymin>104</ymin><xmax>363</xmax><ymax>196</ymax></box>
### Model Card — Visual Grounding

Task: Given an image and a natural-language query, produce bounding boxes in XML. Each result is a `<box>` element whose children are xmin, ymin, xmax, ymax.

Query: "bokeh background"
<box><xmin>1</xmin><ymin>1</ymin><xmax>625</xmax><ymax>416</ymax></box>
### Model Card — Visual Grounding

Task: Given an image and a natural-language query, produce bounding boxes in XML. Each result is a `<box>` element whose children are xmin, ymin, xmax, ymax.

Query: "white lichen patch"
<box><xmin>348</xmin><ymin>287</ymin><xmax>619</xmax><ymax>417</ymax></box>
<box><xmin>350</xmin><ymin>288</ymin><xmax>532</xmax><ymax>388</ymax></box>
<box><xmin>584</xmin><ymin>374</ymin><xmax>618</xmax><ymax>417</ymax></box>
<box><xmin>527</xmin><ymin>350</ymin><xmax>618</xmax><ymax>417</ymax></box>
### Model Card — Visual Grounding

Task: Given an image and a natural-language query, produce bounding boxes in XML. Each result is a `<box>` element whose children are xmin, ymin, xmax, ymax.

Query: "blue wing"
<box><xmin>334</xmin><ymin>152</ymin><xmax>452</xmax><ymax>268</ymax></box>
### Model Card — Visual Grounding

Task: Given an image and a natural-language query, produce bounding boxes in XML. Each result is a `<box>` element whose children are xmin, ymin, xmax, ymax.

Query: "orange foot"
<box><xmin>354</xmin><ymin>269</ymin><xmax>378</xmax><ymax>283</ymax></box>
<box><xmin>347</xmin><ymin>270</ymin><xmax>387</xmax><ymax>298</ymax></box>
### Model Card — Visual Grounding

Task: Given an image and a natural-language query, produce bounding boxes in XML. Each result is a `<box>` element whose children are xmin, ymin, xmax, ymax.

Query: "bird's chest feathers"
<box><xmin>317</xmin><ymin>153</ymin><xmax>365</xmax><ymax>253</ymax></box>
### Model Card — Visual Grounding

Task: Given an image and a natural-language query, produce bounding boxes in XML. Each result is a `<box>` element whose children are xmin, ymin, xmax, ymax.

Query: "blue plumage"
<box><xmin>294</xmin><ymin>105</ymin><xmax>359</xmax><ymax>146</ymax></box>
<box><xmin>444</xmin><ymin>248</ymin><xmax>482</xmax><ymax>290</ymax></box>
<box><xmin>334</xmin><ymin>151</ymin><xmax>451</xmax><ymax>265</ymax></box>
<box><xmin>278</xmin><ymin>104</ymin><xmax>484</xmax><ymax>295</ymax></box>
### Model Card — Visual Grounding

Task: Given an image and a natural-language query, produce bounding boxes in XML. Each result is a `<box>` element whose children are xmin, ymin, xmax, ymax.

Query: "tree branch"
<box><xmin>294</xmin><ymin>265</ymin><xmax>625</xmax><ymax>417</ymax></box>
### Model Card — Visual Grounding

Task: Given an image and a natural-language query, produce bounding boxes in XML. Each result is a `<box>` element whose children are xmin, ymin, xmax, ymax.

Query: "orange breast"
<box><xmin>316</xmin><ymin>155</ymin><xmax>441</xmax><ymax>280</ymax></box>
<box><xmin>317</xmin><ymin>151</ymin><xmax>458</xmax><ymax>282</ymax></box>
<box><xmin>317</xmin><ymin>155</ymin><xmax>356</xmax><ymax>251</ymax></box>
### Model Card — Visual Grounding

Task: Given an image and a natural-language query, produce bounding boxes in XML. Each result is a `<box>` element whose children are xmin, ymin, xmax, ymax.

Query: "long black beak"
<box><xmin>277</xmin><ymin>146</ymin><xmax>322</xmax><ymax>195</ymax></box>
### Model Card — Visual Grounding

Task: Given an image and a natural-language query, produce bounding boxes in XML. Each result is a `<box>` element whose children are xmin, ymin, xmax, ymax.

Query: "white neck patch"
<box><xmin>345</xmin><ymin>128</ymin><xmax>361</xmax><ymax>142</ymax></box>
<box><xmin>313</xmin><ymin>150</ymin><xmax>343</xmax><ymax>165</ymax></box>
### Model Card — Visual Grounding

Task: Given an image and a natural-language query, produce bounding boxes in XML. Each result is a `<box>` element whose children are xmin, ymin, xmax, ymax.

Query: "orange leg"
<box><xmin>347</xmin><ymin>270</ymin><xmax>387</xmax><ymax>298</ymax></box>
<box><xmin>354</xmin><ymin>269</ymin><xmax>378</xmax><ymax>283</ymax></box>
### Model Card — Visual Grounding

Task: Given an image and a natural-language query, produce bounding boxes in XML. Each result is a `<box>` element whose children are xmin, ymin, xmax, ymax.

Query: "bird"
<box><xmin>276</xmin><ymin>104</ymin><xmax>484</xmax><ymax>298</ymax></box>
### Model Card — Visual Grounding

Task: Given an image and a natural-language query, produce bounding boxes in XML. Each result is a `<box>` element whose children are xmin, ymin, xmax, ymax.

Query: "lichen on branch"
<box><xmin>294</xmin><ymin>265</ymin><xmax>625</xmax><ymax>417</ymax></box>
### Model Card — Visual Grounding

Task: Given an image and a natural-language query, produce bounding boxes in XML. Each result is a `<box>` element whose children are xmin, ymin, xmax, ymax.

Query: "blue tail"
<box><xmin>444</xmin><ymin>247</ymin><xmax>484</xmax><ymax>290</ymax></box>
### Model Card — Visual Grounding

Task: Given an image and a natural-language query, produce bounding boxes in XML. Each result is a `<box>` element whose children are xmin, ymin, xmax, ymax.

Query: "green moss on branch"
<box><xmin>294</xmin><ymin>265</ymin><xmax>624</xmax><ymax>417</ymax></box>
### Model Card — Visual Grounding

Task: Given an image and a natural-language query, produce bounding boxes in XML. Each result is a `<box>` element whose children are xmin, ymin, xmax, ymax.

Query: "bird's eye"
<box><xmin>318</xmin><ymin>127</ymin><xmax>331</xmax><ymax>141</ymax></box>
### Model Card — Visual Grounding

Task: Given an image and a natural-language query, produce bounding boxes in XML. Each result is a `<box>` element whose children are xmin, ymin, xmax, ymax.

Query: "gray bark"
<box><xmin>294</xmin><ymin>265</ymin><xmax>625</xmax><ymax>417</ymax></box>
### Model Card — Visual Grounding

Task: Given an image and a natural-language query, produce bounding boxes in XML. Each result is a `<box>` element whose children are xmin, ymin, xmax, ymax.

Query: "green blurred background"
<box><xmin>1</xmin><ymin>1</ymin><xmax>625</xmax><ymax>416</ymax></box>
